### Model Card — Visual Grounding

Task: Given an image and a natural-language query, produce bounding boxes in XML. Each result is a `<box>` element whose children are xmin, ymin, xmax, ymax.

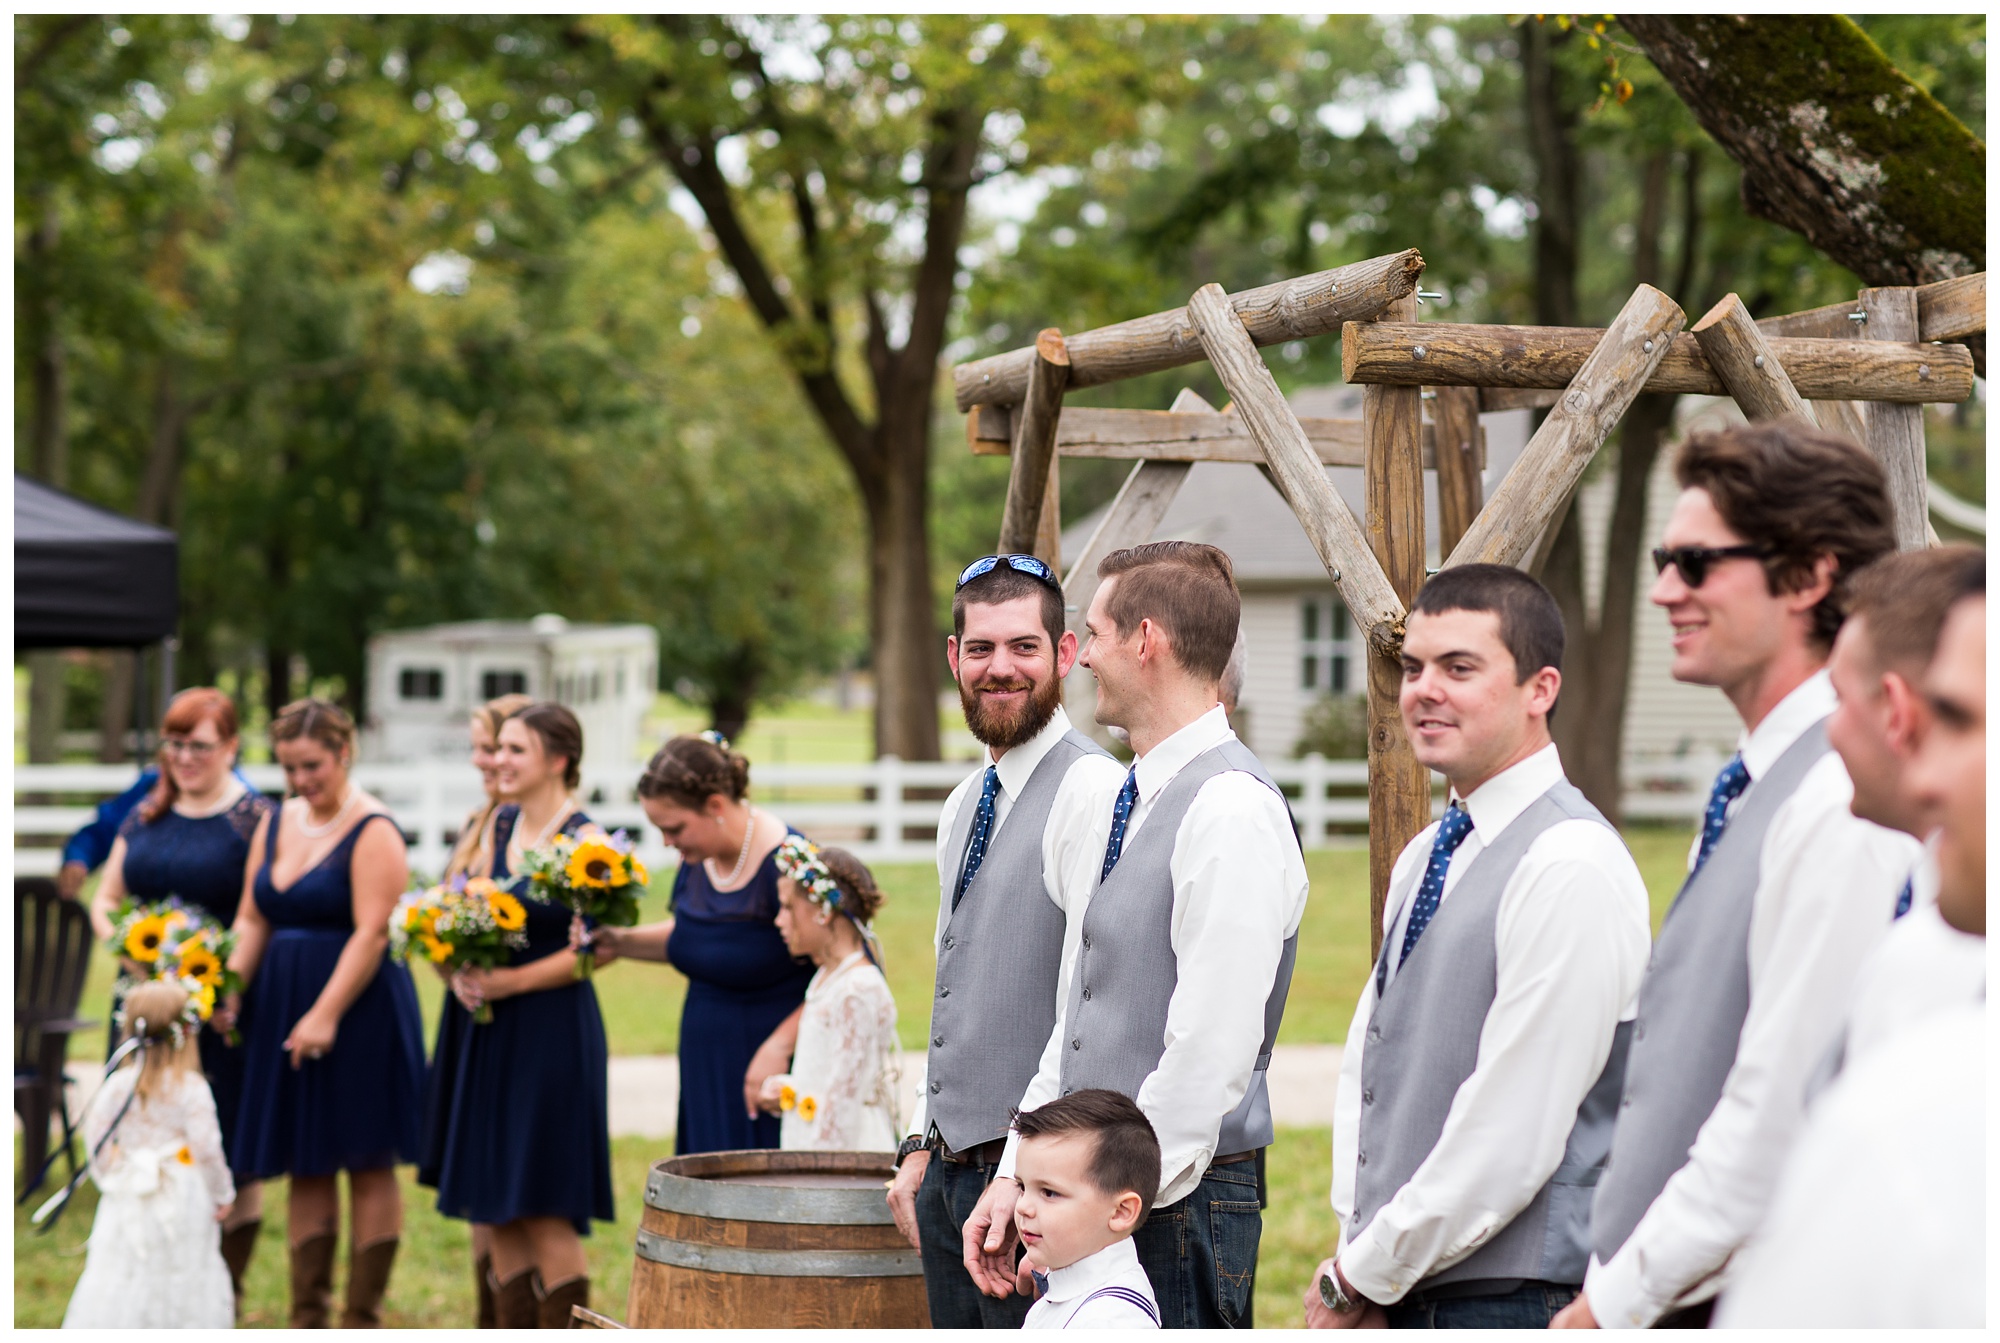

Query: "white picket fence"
<box><xmin>12</xmin><ymin>752</ymin><xmax>1721</xmax><ymax>879</ymax></box>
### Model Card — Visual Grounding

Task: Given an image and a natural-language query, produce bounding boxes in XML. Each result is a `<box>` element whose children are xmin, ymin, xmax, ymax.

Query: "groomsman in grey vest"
<box><xmin>886</xmin><ymin>553</ymin><xmax>1125</xmax><ymax>1328</ymax></box>
<box><xmin>1554</xmin><ymin>423</ymin><xmax>1920</xmax><ymax>1329</ymax></box>
<box><xmin>1307</xmin><ymin>565</ymin><xmax>1651</xmax><ymax>1329</ymax></box>
<box><xmin>961</xmin><ymin>540</ymin><xmax>1310</xmax><ymax>1329</ymax></box>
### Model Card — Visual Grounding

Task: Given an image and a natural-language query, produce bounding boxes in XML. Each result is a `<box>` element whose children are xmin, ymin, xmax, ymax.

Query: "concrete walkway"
<box><xmin>56</xmin><ymin>1043</ymin><xmax>1345</xmax><ymax>1146</ymax></box>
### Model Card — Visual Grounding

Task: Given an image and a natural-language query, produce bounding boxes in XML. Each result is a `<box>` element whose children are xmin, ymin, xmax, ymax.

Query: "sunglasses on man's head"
<box><xmin>1651</xmin><ymin>544</ymin><xmax>1771</xmax><ymax>589</ymax></box>
<box><xmin>956</xmin><ymin>553</ymin><xmax>1061</xmax><ymax>592</ymax></box>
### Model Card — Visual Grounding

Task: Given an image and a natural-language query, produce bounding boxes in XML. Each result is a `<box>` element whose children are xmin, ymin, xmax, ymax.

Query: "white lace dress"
<box><xmin>777</xmin><ymin>952</ymin><xmax>902</xmax><ymax>1152</ymax></box>
<box><xmin>62</xmin><ymin>1067</ymin><xmax>237</xmax><ymax>1330</ymax></box>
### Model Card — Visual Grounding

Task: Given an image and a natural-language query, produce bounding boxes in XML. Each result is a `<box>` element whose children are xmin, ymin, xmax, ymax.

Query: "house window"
<box><xmin>481</xmin><ymin>669</ymin><xmax>528</xmax><ymax>699</ymax></box>
<box><xmin>399</xmin><ymin>667</ymin><xmax>444</xmax><ymax>701</ymax></box>
<box><xmin>1300</xmin><ymin>597</ymin><xmax>1358</xmax><ymax>696</ymax></box>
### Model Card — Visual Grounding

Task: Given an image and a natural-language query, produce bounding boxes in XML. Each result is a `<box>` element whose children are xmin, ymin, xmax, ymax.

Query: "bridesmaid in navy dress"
<box><xmin>428</xmin><ymin>702</ymin><xmax>613</xmax><ymax>1328</ymax></box>
<box><xmin>592</xmin><ymin>734</ymin><xmax>812</xmax><ymax>1154</ymax></box>
<box><xmin>86</xmin><ymin>687</ymin><xmax>273</xmax><ymax>1308</ymax></box>
<box><xmin>223</xmin><ymin>698</ymin><xmax>425</xmax><ymax>1329</ymax></box>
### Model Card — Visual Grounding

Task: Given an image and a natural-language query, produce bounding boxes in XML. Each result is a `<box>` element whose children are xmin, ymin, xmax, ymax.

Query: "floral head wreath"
<box><xmin>699</xmin><ymin>729</ymin><xmax>731</xmax><ymax>751</ymax></box>
<box><xmin>774</xmin><ymin>835</ymin><xmax>848</xmax><ymax>918</ymax></box>
<box><xmin>111</xmin><ymin>993</ymin><xmax>202</xmax><ymax>1054</ymax></box>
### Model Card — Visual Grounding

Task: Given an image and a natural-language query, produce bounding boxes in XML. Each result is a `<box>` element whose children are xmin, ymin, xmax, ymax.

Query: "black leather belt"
<box><xmin>927</xmin><ymin>1127</ymin><xmax>1008</xmax><ymax>1167</ymax></box>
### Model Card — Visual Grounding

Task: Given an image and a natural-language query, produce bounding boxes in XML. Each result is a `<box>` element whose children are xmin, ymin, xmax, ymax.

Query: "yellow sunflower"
<box><xmin>798</xmin><ymin>1095</ymin><xmax>818</xmax><ymax>1123</ymax></box>
<box><xmin>487</xmin><ymin>891</ymin><xmax>527</xmax><ymax>932</ymax></box>
<box><xmin>177</xmin><ymin>941</ymin><xmax>224</xmax><ymax>988</ymax></box>
<box><xmin>176</xmin><ymin>1145</ymin><xmax>194</xmax><ymax>1165</ymax></box>
<box><xmin>778</xmin><ymin>1084</ymin><xmax>797</xmax><ymax>1112</ymax></box>
<box><xmin>421</xmin><ymin>932</ymin><xmax>454</xmax><ymax>963</ymax></box>
<box><xmin>564</xmin><ymin>838</ymin><xmax>624</xmax><ymax>890</ymax></box>
<box><xmin>193</xmin><ymin>983</ymin><xmax>217</xmax><ymax>1020</ymax></box>
<box><xmin>124</xmin><ymin>915</ymin><xmax>168</xmax><ymax>963</ymax></box>
<box><xmin>629</xmin><ymin>858</ymin><xmax>649</xmax><ymax>887</ymax></box>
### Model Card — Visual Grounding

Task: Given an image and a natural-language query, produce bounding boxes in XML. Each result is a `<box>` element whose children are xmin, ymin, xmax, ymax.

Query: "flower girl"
<box><xmin>63</xmin><ymin>979</ymin><xmax>237</xmax><ymax>1329</ymax></box>
<box><xmin>758</xmin><ymin>838</ymin><xmax>902</xmax><ymax>1151</ymax></box>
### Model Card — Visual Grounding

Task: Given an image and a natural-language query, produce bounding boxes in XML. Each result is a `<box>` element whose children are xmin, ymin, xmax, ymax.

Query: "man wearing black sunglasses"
<box><xmin>1558</xmin><ymin>421</ymin><xmax>1919</xmax><ymax>1330</ymax></box>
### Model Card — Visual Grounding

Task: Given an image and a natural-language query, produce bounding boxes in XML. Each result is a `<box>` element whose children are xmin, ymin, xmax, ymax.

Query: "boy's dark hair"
<box><xmin>953</xmin><ymin>566</ymin><xmax>1066</xmax><ymax>651</ymax></box>
<box><xmin>1412</xmin><ymin>562</ymin><xmax>1566</xmax><ymax>687</ymax></box>
<box><xmin>1012</xmin><ymin>1089</ymin><xmax>1162</xmax><ymax>1225</ymax></box>
<box><xmin>1675</xmin><ymin>420</ymin><xmax>1895</xmax><ymax>651</ymax></box>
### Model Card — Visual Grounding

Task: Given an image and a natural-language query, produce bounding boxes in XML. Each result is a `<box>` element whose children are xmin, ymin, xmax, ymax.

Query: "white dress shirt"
<box><xmin>1022</xmin><ymin>1235</ymin><xmax>1161</xmax><ymax>1329</ymax></box>
<box><xmin>905</xmin><ymin>706</ymin><xmax>1126</xmax><ymax>1140</ymax></box>
<box><xmin>1838</xmin><ymin>841</ymin><xmax>1988</xmax><ymax>1070</ymax></box>
<box><xmin>1328</xmin><ymin>744</ymin><xmax>1652</xmax><ymax>1304</ymax></box>
<box><xmin>1714</xmin><ymin>1001</ymin><xmax>1986</xmax><ymax>1328</ymax></box>
<box><xmin>998</xmin><ymin>705</ymin><xmax>1311</xmax><ymax>1206</ymax></box>
<box><xmin>1584</xmin><ymin>671</ymin><xmax>1923</xmax><ymax>1327</ymax></box>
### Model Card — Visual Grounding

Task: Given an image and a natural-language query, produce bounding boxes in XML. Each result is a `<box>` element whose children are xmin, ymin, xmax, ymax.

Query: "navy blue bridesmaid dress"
<box><xmin>426</xmin><ymin>806</ymin><xmax>614</xmax><ymax>1234</ymax></box>
<box><xmin>232</xmin><ymin>811</ymin><xmax>426</xmax><ymax>1179</ymax></box>
<box><xmin>667</xmin><ymin>832</ymin><xmax>815</xmax><ymax>1154</ymax></box>
<box><xmin>111</xmin><ymin>790</ymin><xmax>274</xmax><ymax>1164</ymax></box>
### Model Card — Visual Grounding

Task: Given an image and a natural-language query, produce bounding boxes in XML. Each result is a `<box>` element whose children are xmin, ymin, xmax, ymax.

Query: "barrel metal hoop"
<box><xmin>645</xmin><ymin>1169</ymin><xmax>897</xmax><ymax>1226</ymax></box>
<box><xmin>634</xmin><ymin>1229</ymin><xmax>922</xmax><ymax>1278</ymax></box>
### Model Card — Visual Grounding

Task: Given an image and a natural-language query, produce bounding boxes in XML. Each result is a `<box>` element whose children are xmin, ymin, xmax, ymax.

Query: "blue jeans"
<box><xmin>1130</xmin><ymin>1159</ymin><xmax>1262</xmax><ymax>1329</ymax></box>
<box><xmin>915</xmin><ymin>1153</ymin><xmax>1033</xmax><ymax>1328</ymax></box>
<box><xmin>1385</xmin><ymin>1280</ymin><xmax>1577</xmax><ymax>1328</ymax></box>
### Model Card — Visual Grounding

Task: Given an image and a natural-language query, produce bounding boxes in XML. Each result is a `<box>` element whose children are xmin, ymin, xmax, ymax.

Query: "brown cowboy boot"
<box><xmin>475</xmin><ymin>1249</ymin><xmax>498</xmax><ymax>1328</ymax></box>
<box><xmin>219</xmin><ymin>1219</ymin><xmax>262</xmax><ymax>1317</ymax></box>
<box><xmin>339</xmin><ymin>1235</ymin><xmax>399</xmax><ymax>1328</ymax></box>
<box><xmin>494</xmin><ymin>1269</ymin><xmax>539</xmax><ymax>1330</ymax></box>
<box><xmin>537</xmin><ymin>1274</ymin><xmax>590</xmax><ymax>1328</ymax></box>
<box><xmin>288</xmin><ymin>1232</ymin><xmax>337</xmax><ymax>1328</ymax></box>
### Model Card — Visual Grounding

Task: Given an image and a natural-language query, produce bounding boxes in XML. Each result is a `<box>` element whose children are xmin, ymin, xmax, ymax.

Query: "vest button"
<box><xmin>933</xmin><ymin>1035</ymin><xmax>944</xmax><ymax>1047</ymax></box>
<box><xmin>943</xmin><ymin>936</ymin><xmax>954</xmax><ymax>950</ymax></box>
<box><xmin>1071</xmin><ymin>1038</ymin><xmax>1081</xmax><ymax>1050</ymax></box>
<box><xmin>1082</xmin><ymin>935</ymin><xmax>1091</xmax><ymax>949</ymax></box>
<box><xmin>939</xmin><ymin>988</ymin><xmax>950</xmax><ymax>998</ymax></box>
<box><xmin>1362</xmin><ymin>1089</ymin><xmax>1373</xmax><ymax>1104</ymax></box>
<box><xmin>1082</xmin><ymin>987</ymin><xmax>1092</xmax><ymax>1001</ymax></box>
<box><xmin>1357</xmin><ymin>1152</ymin><xmax>1367</xmax><ymax>1167</ymax></box>
<box><xmin>929</xmin><ymin>1081</ymin><xmax>940</xmax><ymax>1094</ymax></box>
<box><xmin>1368</xmin><ymin>1026</ymin><xmax>1381</xmax><ymax>1040</ymax></box>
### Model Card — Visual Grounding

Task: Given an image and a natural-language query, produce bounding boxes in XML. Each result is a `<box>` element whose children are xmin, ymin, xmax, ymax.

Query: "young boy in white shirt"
<box><xmin>1014</xmin><ymin>1090</ymin><xmax>1162</xmax><ymax>1330</ymax></box>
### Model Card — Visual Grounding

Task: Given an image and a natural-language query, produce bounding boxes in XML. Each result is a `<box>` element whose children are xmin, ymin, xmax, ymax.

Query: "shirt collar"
<box><xmin>990</xmin><ymin>705</ymin><xmax>1077</xmax><ymax>799</ymax></box>
<box><xmin>1739</xmin><ymin>669</ymin><xmax>1835</xmax><ymax>780</ymax></box>
<box><xmin>1452</xmin><ymin>741</ymin><xmax>1565</xmax><ymax>842</ymax></box>
<box><xmin>1131</xmin><ymin>703</ymin><xmax>1234</xmax><ymax>805</ymax></box>
<box><xmin>1038</xmin><ymin>1235</ymin><xmax>1144</xmax><ymax>1303</ymax></box>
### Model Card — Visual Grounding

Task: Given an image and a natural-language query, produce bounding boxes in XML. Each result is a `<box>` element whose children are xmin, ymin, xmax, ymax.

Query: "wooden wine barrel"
<box><xmin>627</xmin><ymin>1149</ymin><xmax>929</xmax><ymax>1328</ymax></box>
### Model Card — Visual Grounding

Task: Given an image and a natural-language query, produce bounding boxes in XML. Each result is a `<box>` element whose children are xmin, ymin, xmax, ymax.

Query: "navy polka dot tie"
<box><xmin>1893</xmin><ymin>877</ymin><xmax>1914</xmax><ymax>920</ymax></box>
<box><xmin>1396</xmin><ymin>802</ymin><xmax>1474</xmax><ymax>973</ymax></box>
<box><xmin>1099</xmin><ymin>770</ymin><xmax>1139</xmax><ymax>883</ymax></box>
<box><xmin>953</xmin><ymin>767</ymin><xmax>1000</xmax><ymax>911</ymax></box>
<box><xmin>1693</xmin><ymin>754</ymin><xmax>1752</xmax><ymax>875</ymax></box>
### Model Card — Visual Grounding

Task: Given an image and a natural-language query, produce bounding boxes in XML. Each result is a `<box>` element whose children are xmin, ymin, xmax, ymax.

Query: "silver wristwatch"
<box><xmin>1318</xmin><ymin>1267</ymin><xmax>1360</xmax><ymax>1314</ymax></box>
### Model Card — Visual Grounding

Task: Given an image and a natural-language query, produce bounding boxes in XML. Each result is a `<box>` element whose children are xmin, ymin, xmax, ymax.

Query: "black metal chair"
<box><xmin>15</xmin><ymin>879</ymin><xmax>96</xmax><ymax>1198</ymax></box>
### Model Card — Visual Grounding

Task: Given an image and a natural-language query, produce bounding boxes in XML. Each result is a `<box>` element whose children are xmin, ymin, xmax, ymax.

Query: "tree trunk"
<box><xmin>1621</xmin><ymin>14</ymin><xmax>1984</xmax><ymax>374</ymax></box>
<box><xmin>99</xmin><ymin>650</ymin><xmax>137</xmax><ymax>764</ymax></box>
<box><xmin>101</xmin><ymin>358</ymin><xmax>188</xmax><ymax>762</ymax></box>
<box><xmin>1523</xmin><ymin>19</ymin><xmax>1580</xmax><ymax>331</ymax></box>
<box><xmin>26</xmin><ymin>190</ymin><xmax>68</xmax><ymax>765</ymax></box>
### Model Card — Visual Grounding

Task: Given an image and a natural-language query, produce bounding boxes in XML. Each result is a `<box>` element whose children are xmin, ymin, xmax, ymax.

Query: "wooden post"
<box><xmin>1184</xmin><ymin>283</ymin><xmax>1406</xmax><ymax>656</ymax></box>
<box><xmin>965</xmin><ymin>402</ymin><xmax>1467</xmax><ymax>469</ymax></box>
<box><xmin>1034</xmin><ymin>456</ymin><xmax>1062</xmax><ymax>573</ymax></box>
<box><xmin>1431</xmin><ymin>385</ymin><xmax>1483</xmax><ymax>559</ymax></box>
<box><xmin>997</xmin><ymin>329</ymin><xmax>1070</xmax><ymax>557</ymax></box>
<box><xmin>1689</xmin><ymin>293</ymin><xmax>1816</xmax><ymax>424</ymax></box>
<box><xmin>1856</xmin><ymin>286</ymin><xmax>1931</xmax><ymax>551</ymax></box>
<box><xmin>1364</xmin><ymin>293</ymin><xmax>1430</xmax><ymax>958</ymax></box>
<box><xmin>1444</xmin><ymin>285</ymin><xmax>1687</xmax><ymax>571</ymax></box>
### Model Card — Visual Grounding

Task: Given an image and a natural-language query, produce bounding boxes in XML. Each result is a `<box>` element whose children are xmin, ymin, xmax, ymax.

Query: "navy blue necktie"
<box><xmin>953</xmin><ymin>767</ymin><xmax>1000</xmax><ymax>911</ymax></box>
<box><xmin>1395</xmin><ymin>803</ymin><xmax>1474</xmax><ymax>974</ymax></box>
<box><xmin>1099</xmin><ymin>770</ymin><xmax>1139</xmax><ymax>882</ymax></box>
<box><xmin>1693</xmin><ymin>754</ymin><xmax>1752</xmax><ymax>876</ymax></box>
<box><xmin>1893</xmin><ymin>877</ymin><xmax>1914</xmax><ymax>920</ymax></box>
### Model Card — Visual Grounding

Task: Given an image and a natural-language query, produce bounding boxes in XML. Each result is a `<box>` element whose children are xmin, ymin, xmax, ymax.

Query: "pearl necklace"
<box><xmin>707</xmin><ymin>807</ymin><xmax>761</xmax><ymax>887</ymax></box>
<box><xmin>296</xmin><ymin>787</ymin><xmax>358</xmax><ymax>838</ymax></box>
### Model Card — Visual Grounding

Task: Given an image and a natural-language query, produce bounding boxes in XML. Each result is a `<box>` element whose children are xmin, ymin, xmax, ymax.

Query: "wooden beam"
<box><xmin>1477</xmin><ymin>386</ymin><xmax>1562</xmax><ymax>413</ymax></box>
<box><xmin>1915</xmin><ymin>272</ymin><xmax>1985</xmax><ymax>343</ymax></box>
<box><xmin>953</xmin><ymin>249</ymin><xmax>1425</xmax><ymax>410</ymax></box>
<box><xmin>1431</xmin><ymin>386</ymin><xmax>1483</xmax><ymax>558</ymax></box>
<box><xmin>1857</xmin><ymin>286</ymin><xmax>1931</xmax><ymax>552</ymax></box>
<box><xmin>1342</xmin><ymin>323</ymin><xmax>1974</xmax><ymax>404</ymax></box>
<box><xmin>1755</xmin><ymin>299</ymin><xmax>1861</xmax><ymax>341</ymax></box>
<box><xmin>965</xmin><ymin>404</ymin><xmax>1470</xmax><ymax>468</ymax></box>
<box><xmin>1364</xmin><ymin>293</ymin><xmax>1430</xmax><ymax>960</ymax></box>
<box><xmin>1034</xmin><ymin>456</ymin><xmax>1062</xmax><ymax>574</ymax></box>
<box><xmin>1690</xmin><ymin>293</ymin><xmax>1817</xmax><ymax>424</ymax></box>
<box><xmin>1185</xmin><ymin>282</ymin><xmax>1407</xmax><ymax>656</ymax></box>
<box><xmin>997</xmin><ymin>329</ymin><xmax>1070</xmax><ymax>557</ymax></box>
<box><xmin>1444</xmin><ymin>285</ymin><xmax>1687</xmax><ymax>571</ymax></box>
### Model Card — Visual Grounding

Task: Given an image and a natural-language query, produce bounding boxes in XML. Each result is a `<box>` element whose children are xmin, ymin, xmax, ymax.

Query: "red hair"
<box><xmin>138</xmin><ymin>689</ymin><xmax>240</xmax><ymax>824</ymax></box>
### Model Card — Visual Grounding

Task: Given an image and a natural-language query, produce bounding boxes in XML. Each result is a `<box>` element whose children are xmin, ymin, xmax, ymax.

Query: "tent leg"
<box><xmin>159</xmin><ymin>637</ymin><xmax>178</xmax><ymax>727</ymax></box>
<box><xmin>130</xmin><ymin>645</ymin><xmax>147</xmax><ymax>763</ymax></box>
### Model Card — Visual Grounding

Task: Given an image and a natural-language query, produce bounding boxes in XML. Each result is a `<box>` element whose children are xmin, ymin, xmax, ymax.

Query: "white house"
<box><xmin>363</xmin><ymin>614</ymin><xmax>659</xmax><ymax>766</ymax></box>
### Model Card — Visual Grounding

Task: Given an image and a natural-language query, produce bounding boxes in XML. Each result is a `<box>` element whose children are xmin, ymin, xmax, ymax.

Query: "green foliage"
<box><xmin>1292</xmin><ymin>695</ymin><xmax>1370</xmax><ymax>761</ymax></box>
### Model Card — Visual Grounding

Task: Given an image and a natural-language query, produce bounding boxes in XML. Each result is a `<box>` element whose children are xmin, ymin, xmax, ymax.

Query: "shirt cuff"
<box><xmin>1583</xmin><ymin>1251</ymin><xmax>1665</xmax><ymax>1330</ymax></box>
<box><xmin>995</xmin><ymin>1131</ymin><xmax>1022</xmax><ymax>1182</ymax></box>
<box><xmin>1335</xmin><ymin>1233</ymin><xmax>1417</xmax><ymax>1306</ymax></box>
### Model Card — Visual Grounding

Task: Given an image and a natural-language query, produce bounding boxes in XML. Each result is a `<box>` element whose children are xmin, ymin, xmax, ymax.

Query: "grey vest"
<box><xmin>1591</xmin><ymin>722</ymin><xmax>1833</xmax><ymax>1260</ymax></box>
<box><xmin>927</xmin><ymin>730</ymin><xmax>1112</xmax><ymax>1151</ymax></box>
<box><xmin>1057</xmin><ymin>739</ymin><xmax>1299</xmax><ymax>1161</ymax></box>
<box><xmin>1353</xmin><ymin>780</ymin><xmax>1630</xmax><ymax>1289</ymax></box>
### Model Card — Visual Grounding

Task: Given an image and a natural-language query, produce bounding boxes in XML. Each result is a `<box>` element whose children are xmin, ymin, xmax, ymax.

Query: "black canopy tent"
<box><xmin>15</xmin><ymin>473</ymin><xmax>180</xmax><ymax>754</ymax></box>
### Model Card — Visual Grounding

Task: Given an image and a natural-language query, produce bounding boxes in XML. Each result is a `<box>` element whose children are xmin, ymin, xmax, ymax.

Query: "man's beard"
<box><xmin>960</xmin><ymin>671</ymin><xmax>1063</xmax><ymax>751</ymax></box>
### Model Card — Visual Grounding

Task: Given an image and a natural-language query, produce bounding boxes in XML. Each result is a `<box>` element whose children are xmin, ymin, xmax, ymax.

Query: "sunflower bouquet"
<box><xmin>387</xmin><ymin>876</ymin><xmax>530</xmax><ymax>1022</ymax></box>
<box><xmin>512</xmin><ymin>830</ymin><xmax>647</xmax><ymax>978</ymax></box>
<box><xmin>108</xmin><ymin>898</ymin><xmax>242</xmax><ymax>1043</ymax></box>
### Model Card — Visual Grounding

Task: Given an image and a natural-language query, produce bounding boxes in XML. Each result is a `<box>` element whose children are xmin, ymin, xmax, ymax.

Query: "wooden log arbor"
<box><xmin>954</xmin><ymin>254</ymin><xmax>1984</xmax><ymax>952</ymax></box>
